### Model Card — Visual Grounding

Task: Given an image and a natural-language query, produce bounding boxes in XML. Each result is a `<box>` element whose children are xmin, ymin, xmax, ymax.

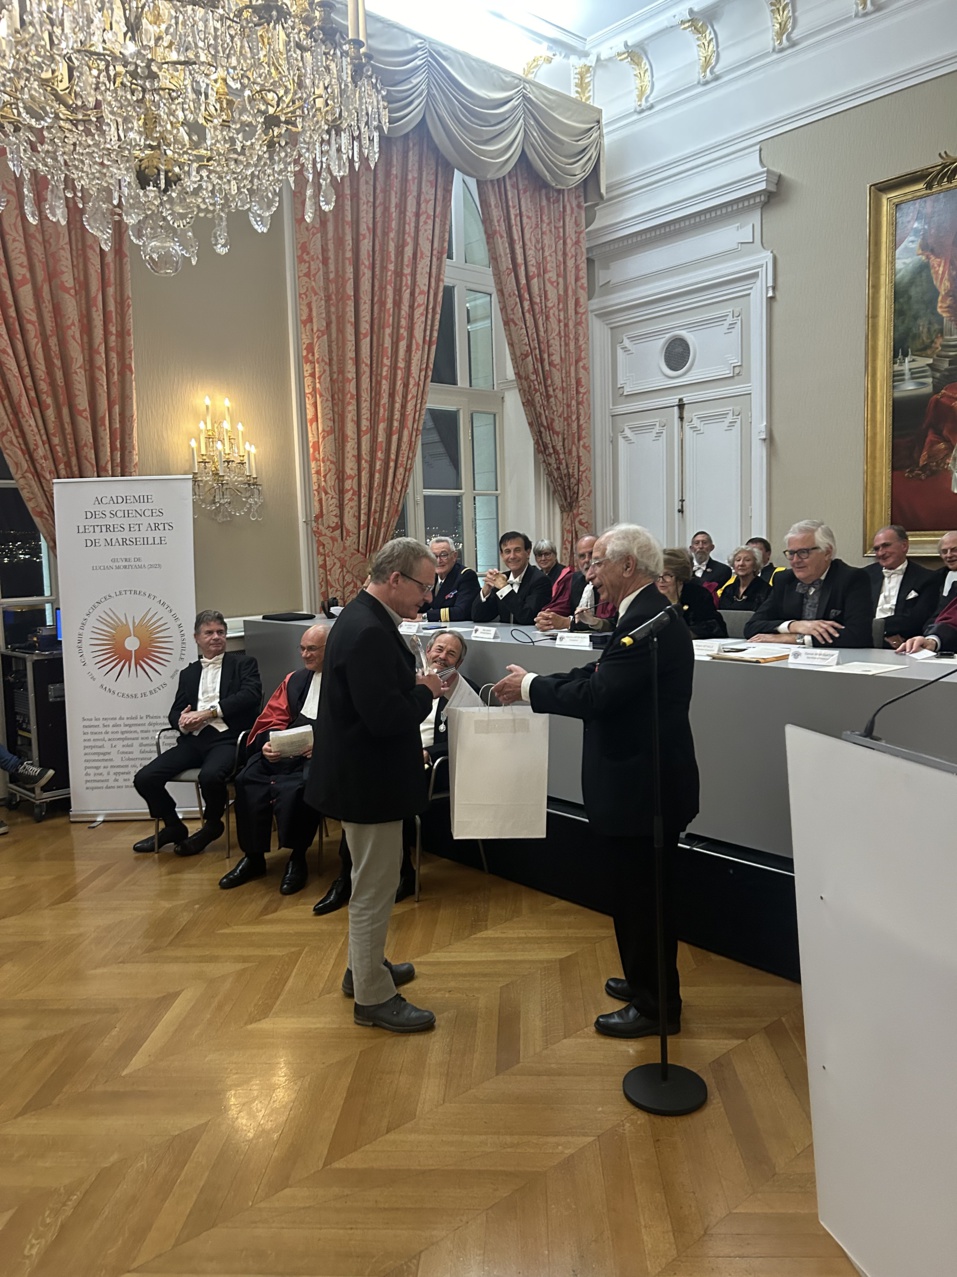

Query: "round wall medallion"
<box><xmin>663</xmin><ymin>335</ymin><xmax>692</xmax><ymax>373</ymax></box>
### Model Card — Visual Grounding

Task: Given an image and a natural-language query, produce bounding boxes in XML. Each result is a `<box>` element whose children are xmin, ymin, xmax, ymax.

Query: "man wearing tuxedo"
<box><xmin>689</xmin><ymin>530</ymin><xmax>732</xmax><ymax>590</ymax></box>
<box><xmin>471</xmin><ymin>530</ymin><xmax>552</xmax><ymax>625</ymax></box>
<box><xmin>132</xmin><ymin>610</ymin><xmax>262</xmax><ymax>856</ymax></box>
<box><xmin>308</xmin><ymin>538</ymin><xmax>442</xmax><ymax>1033</ymax></box>
<box><xmin>422</xmin><ymin>537</ymin><xmax>479</xmax><ymax>623</ymax></box>
<box><xmin>492</xmin><ymin>524</ymin><xmax>699</xmax><ymax>1040</ymax></box>
<box><xmin>863</xmin><ymin>525</ymin><xmax>937</xmax><ymax>645</ymax></box>
<box><xmin>744</xmin><ymin>520</ymin><xmax>872</xmax><ymax>648</ymax></box>
<box><xmin>929</xmin><ymin>530</ymin><xmax>957</xmax><ymax>615</ymax></box>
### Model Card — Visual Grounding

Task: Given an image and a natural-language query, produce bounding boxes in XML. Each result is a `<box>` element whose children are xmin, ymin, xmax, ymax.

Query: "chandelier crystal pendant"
<box><xmin>0</xmin><ymin>0</ymin><xmax>386</xmax><ymax>274</ymax></box>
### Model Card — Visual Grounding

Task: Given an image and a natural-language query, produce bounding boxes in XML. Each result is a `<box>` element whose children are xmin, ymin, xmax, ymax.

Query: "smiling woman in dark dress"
<box><xmin>718</xmin><ymin>545</ymin><xmax>772</xmax><ymax>611</ymax></box>
<box><xmin>657</xmin><ymin>547</ymin><xmax>727</xmax><ymax>639</ymax></box>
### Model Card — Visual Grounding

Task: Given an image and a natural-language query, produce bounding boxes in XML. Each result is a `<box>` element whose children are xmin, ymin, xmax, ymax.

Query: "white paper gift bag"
<box><xmin>446</xmin><ymin>704</ymin><xmax>549</xmax><ymax>839</ymax></box>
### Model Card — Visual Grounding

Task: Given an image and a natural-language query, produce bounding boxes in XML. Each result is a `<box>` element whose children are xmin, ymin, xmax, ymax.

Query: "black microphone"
<box><xmin>858</xmin><ymin>663</ymin><xmax>957</xmax><ymax>739</ymax></box>
<box><xmin>619</xmin><ymin>604</ymin><xmax>680</xmax><ymax>648</ymax></box>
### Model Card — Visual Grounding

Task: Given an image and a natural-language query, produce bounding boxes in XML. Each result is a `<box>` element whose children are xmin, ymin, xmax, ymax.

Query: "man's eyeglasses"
<box><xmin>782</xmin><ymin>547</ymin><xmax>820</xmax><ymax>561</ymax></box>
<box><xmin>433</xmin><ymin>551</ymin><xmax>453</xmax><ymax>561</ymax></box>
<box><xmin>400</xmin><ymin>571</ymin><xmax>434</xmax><ymax>595</ymax></box>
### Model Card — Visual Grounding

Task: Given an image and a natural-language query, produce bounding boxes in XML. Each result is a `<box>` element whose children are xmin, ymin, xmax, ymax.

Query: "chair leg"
<box><xmin>477</xmin><ymin>839</ymin><xmax>489</xmax><ymax>875</ymax></box>
<box><xmin>414</xmin><ymin>815</ymin><xmax>422</xmax><ymax>903</ymax></box>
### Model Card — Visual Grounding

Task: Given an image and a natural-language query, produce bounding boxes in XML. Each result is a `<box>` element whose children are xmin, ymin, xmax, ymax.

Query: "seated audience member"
<box><xmin>930</xmin><ymin>530</ymin><xmax>957</xmax><ymax>614</ymax></box>
<box><xmin>744</xmin><ymin>520</ymin><xmax>871</xmax><ymax>647</ymax></box>
<box><xmin>133</xmin><ymin>610</ymin><xmax>261</xmax><ymax>855</ymax></box>
<box><xmin>423</xmin><ymin>537</ymin><xmax>479</xmax><ymax>622</ymax></box>
<box><xmin>747</xmin><ymin>536</ymin><xmax>785</xmax><ymax>585</ymax></box>
<box><xmin>313</xmin><ymin>629</ymin><xmax>482</xmax><ymax>915</ymax></box>
<box><xmin>471</xmin><ymin>531</ymin><xmax>552</xmax><ymax>625</ymax></box>
<box><xmin>899</xmin><ymin>591</ymin><xmax>957</xmax><ymax>655</ymax></box>
<box><xmin>533</xmin><ymin>539</ymin><xmax>565</xmax><ymax>584</ymax></box>
<box><xmin>718</xmin><ymin>545</ymin><xmax>771</xmax><ymax>611</ymax></box>
<box><xmin>864</xmin><ymin>524</ymin><xmax>937</xmax><ymax>646</ymax></box>
<box><xmin>218</xmin><ymin>624</ymin><xmax>329</xmax><ymax>894</ymax></box>
<box><xmin>689</xmin><ymin>530</ymin><xmax>732</xmax><ymax>589</ymax></box>
<box><xmin>658</xmin><ymin>548</ymin><xmax>728</xmax><ymax>638</ymax></box>
<box><xmin>0</xmin><ymin>749</ymin><xmax>54</xmax><ymax>837</ymax></box>
<box><xmin>535</xmin><ymin>535</ymin><xmax>617</xmax><ymax>631</ymax></box>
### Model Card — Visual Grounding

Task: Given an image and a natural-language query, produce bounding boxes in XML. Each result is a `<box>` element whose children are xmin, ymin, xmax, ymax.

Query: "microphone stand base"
<box><xmin>623</xmin><ymin>1062</ymin><xmax>708</xmax><ymax>1116</ymax></box>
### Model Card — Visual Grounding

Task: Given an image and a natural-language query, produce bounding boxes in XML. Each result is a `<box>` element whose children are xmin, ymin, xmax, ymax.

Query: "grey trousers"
<box><xmin>343</xmin><ymin>818</ymin><xmax>404</xmax><ymax>1006</ymax></box>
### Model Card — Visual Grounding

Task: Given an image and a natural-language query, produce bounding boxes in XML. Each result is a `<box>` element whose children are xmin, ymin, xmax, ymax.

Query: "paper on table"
<box><xmin>712</xmin><ymin>644</ymin><xmax>792</xmax><ymax>663</ymax></box>
<box><xmin>268</xmin><ymin>725</ymin><xmax>314</xmax><ymax>756</ymax></box>
<box><xmin>833</xmin><ymin>662</ymin><xmax>905</xmax><ymax>675</ymax></box>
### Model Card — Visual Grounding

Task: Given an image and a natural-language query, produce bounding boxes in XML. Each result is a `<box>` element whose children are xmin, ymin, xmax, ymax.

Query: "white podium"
<box><xmin>786</xmin><ymin>726</ymin><xmax>957</xmax><ymax>1277</ymax></box>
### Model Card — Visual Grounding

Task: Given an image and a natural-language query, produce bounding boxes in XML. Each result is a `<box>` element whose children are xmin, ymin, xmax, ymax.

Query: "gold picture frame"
<box><xmin>865</xmin><ymin>154</ymin><xmax>957</xmax><ymax>556</ymax></box>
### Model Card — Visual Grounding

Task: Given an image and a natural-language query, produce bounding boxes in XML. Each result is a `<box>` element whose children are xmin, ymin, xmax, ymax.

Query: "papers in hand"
<box><xmin>268</xmin><ymin>725</ymin><xmax>314</xmax><ymax>756</ymax></box>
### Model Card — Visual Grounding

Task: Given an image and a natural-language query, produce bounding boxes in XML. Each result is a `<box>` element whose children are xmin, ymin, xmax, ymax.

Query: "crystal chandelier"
<box><xmin>191</xmin><ymin>395</ymin><xmax>263</xmax><ymax>521</ymax></box>
<box><xmin>0</xmin><ymin>0</ymin><xmax>386</xmax><ymax>274</ymax></box>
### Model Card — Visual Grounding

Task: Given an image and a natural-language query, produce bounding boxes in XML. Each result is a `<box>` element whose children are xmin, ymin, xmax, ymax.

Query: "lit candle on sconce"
<box><xmin>358</xmin><ymin>0</ymin><xmax>367</xmax><ymax>47</ymax></box>
<box><xmin>236</xmin><ymin>421</ymin><xmax>244</xmax><ymax>460</ymax></box>
<box><xmin>204</xmin><ymin>396</ymin><xmax>211</xmax><ymax>432</ymax></box>
<box><xmin>190</xmin><ymin>438</ymin><xmax>198</xmax><ymax>473</ymax></box>
<box><xmin>249</xmin><ymin>444</ymin><xmax>257</xmax><ymax>478</ymax></box>
<box><xmin>244</xmin><ymin>442</ymin><xmax>251</xmax><ymax>476</ymax></box>
<box><xmin>214</xmin><ymin>439</ymin><xmax>224</xmax><ymax>472</ymax></box>
<box><xmin>348</xmin><ymin>0</ymin><xmax>359</xmax><ymax>40</ymax></box>
<box><xmin>198</xmin><ymin>421</ymin><xmax>206</xmax><ymax>455</ymax></box>
<box><xmin>224</xmin><ymin>396</ymin><xmax>231</xmax><ymax>428</ymax></box>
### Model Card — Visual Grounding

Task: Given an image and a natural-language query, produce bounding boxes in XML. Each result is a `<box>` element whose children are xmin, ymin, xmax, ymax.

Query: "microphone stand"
<box><xmin>622</xmin><ymin>630</ymin><xmax>708</xmax><ymax>1116</ymax></box>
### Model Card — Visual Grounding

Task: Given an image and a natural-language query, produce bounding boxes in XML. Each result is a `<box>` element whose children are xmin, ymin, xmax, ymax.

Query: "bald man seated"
<box><xmin>219</xmin><ymin>624</ymin><xmax>329</xmax><ymax>895</ymax></box>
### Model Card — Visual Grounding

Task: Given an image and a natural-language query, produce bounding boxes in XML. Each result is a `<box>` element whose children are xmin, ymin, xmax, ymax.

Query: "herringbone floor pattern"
<box><xmin>0</xmin><ymin>810</ymin><xmax>853</xmax><ymax>1277</ymax></box>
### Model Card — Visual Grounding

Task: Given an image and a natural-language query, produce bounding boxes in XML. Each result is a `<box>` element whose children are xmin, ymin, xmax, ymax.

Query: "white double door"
<box><xmin>614</xmin><ymin>392</ymin><xmax>752</xmax><ymax>564</ymax></box>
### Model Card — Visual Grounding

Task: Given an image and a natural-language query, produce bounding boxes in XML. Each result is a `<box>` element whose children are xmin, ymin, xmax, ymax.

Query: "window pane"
<box><xmin>463</xmin><ymin>182</ymin><xmax>489</xmax><ymax>267</ymax></box>
<box><xmin>471</xmin><ymin>412</ymin><xmax>497</xmax><ymax>491</ymax></box>
<box><xmin>466</xmin><ymin>290</ymin><xmax>493</xmax><ymax>389</ymax></box>
<box><xmin>393</xmin><ymin>500</ymin><xmax>408</xmax><ymax>540</ymax></box>
<box><xmin>431</xmin><ymin>285</ymin><xmax>457</xmax><ymax>385</ymax></box>
<box><xmin>474</xmin><ymin>494</ymin><xmax>499</xmax><ymax>574</ymax></box>
<box><xmin>424</xmin><ymin>495</ymin><xmax>463</xmax><ymax>552</ymax></box>
<box><xmin>0</xmin><ymin>488</ymin><xmax>46</xmax><ymax>598</ymax></box>
<box><xmin>422</xmin><ymin>408</ymin><xmax>461</xmax><ymax>490</ymax></box>
<box><xmin>0</xmin><ymin>451</ymin><xmax>12</xmax><ymax>481</ymax></box>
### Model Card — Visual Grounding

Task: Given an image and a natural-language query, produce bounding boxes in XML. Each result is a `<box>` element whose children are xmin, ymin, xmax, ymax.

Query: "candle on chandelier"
<box><xmin>198</xmin><ymin>421</ymin><xmax>206</xmax><ymax>455</ymax></box>
<box><xmin>236</xmin><ymin>422</ymin><xmax>244</xmax><ymax>458</ymax></box>
<box><xmin>358</xmin><ymin>0</ymin><xmax>367</xmax><ymax>47</ymax></box>
<box><xmin>348</xmin><ymin>0</ymin><xmax>359</xmax><ymax>40</ymax></box>
<box><xmin>249</xmin><ymin>444</ymin><xmax>257</xmax><ymax>478</ymax></box>
<box><xmin>214</xmin><ymin>439</ymin><xmax>223</xmax><ymax>473</ymax></box>
<box><xmin>204</xmin><ymin>396</ymin><xmax>211</xmax><ymax>432</ymax></box>
<box><xmin>224</xmin><ymin>397</ymin><xmax>231</xmax><ymax>428</ymax></box>
<box><xmin>244</xmin><ymin>442</ymin><xmax>251</xmax><ymax>476</ymax></box>
<box><xmin>190</xmin><ymin>439</ymin><xmax>198</xmax><ymax>473</ymax></box>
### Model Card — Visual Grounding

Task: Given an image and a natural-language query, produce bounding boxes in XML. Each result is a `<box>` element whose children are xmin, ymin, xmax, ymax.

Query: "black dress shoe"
<box><xmin>594</xmin><ymin>1005</ymin><xmax>680</xmax><ymax>1039</ymax></box>
<box><xmin>174</xmin><ymin>820</ymin><xmax>225</xmax><ymax>857</ymax></box>
<box><xmin>279</xmin><ymin>858</ymin><xmax>308</xmax><ymax>895</ymax></box>
<box><xmin>394</xmin><ymin>872</ymin><xmax>416</xmax><ymax>903</ymax></box>
<box><xmin>133</xmin><ymin>822</ymin><xmax>188</xmax><ymax>853</ymax></box>
<box><xmin>312</xmin><ymin>875</ymin><xmax>351</xmax><ymax>915</ymax></box>
<box><xmin>218</xmin><ymin>856</ymin><xmax>267</xmax><ymax>889</ymax></box>
<box><xmin>341</xmin><ymin>958</ymin><xmax>415</xmax><ymax>998</ymax></box>
<box><xmin>353</xmin><ymin>993</ymin><xmax>435</xmax><ymax>1033</ymax></box>
<box><xmin>604</xmin><ymin>977</ymin><xmax>635</xmax><ymax>1002</ymax></box>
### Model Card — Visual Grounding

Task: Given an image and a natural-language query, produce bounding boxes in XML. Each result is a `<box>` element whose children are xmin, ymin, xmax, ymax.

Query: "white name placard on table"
<box><xmin>470</xmin><ymin>626</ymin><xmax>501</xmax><ymax>642</ymax></box>
<box><xmin>788</xmin><ymin>648</ymin><xmax>840</xmax><ymax>668</ymax></box>
<box><xmin>555</xmin><ymin>631</ymin><xmax>592</xmax><ymax>649</ymax></box>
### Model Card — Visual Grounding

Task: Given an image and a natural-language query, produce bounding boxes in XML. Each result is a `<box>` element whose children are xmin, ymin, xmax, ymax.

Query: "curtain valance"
<box><xmin>370</xmin><ymin>15</ymin><xmax>604</xmax><ymax>205</ymax></box>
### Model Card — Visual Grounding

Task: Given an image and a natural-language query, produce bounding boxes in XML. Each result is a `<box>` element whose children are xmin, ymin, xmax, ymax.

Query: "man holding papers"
<box><xmin>219</xmin><ymin>624</ymin><xmax>329</xmax><ymax>895</ymax></box>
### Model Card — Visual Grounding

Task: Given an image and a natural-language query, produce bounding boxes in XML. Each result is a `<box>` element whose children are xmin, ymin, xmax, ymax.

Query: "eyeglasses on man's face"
<box><xmin>433</xmin><ymin>551</ymin><xmax>453</xmax><ymax>561</ymax></box>
<box><xmin>782</xmin><ymin>547</ymin><xmax>821</xmax><ymax>561</ymax></box>
<box><xmin>399</xmin><ymin>571</ymin><xmax>434</xmax><ymax>595</ymax></box>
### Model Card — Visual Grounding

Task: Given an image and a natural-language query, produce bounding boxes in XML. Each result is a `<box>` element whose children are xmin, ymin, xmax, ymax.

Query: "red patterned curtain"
<box><xmin>479</xmin><ymin>158</ymin><xmax>593</xmax><ymax>558</ymax></box>
<box><xmin>295</xmin><ymin>125</ymin><xmax>454</xmax><ymax>599</ymax></box>
<box><xmin>0</xmin><ymin>166</ymin><xmax>136</xmax><ymax>551</ymax></box>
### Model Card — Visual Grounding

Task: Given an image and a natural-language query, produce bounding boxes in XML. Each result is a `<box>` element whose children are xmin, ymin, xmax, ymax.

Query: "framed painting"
<box><xmin>865</xmin><ymin>154</ymin><xmax>957</xmax><ymax>556</ymax></box>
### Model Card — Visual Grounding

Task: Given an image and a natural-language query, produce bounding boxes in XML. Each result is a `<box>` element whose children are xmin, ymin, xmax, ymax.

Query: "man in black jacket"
<box><xmin>690</xmin><ymin>530</ymin><xmax>732</xmax><ymax>589</ymax></box>
<box><xmin>471</xmin><ymin>530</ymin><xmax>552</xmax><ymax>625</ymax></box>
<box><xmin>423</xmin><ymin>537</ymin><xmax>479</xmax><ymax>622</ymax></box>
<box><xmin>745</xmin><ymin>520</ymin><xmax>872</xmax><ymax>648</ymax></box>
<box><xmin>493</xmin><ymin>524</ymin><xmax>699</xmax><ymax>1040</ymax></box>
<box><xmin>863</xmin><ymin>524</ymin><xmax>937</xmax><ymax>645</ymax></box>
<box><xmin>132</xmin><ymin>609</ymin><xmax>261</xmax><ymax>856</ymax></box>
<box><xmin>307</xmin><ymin>538</ymin><xmax>441</xmax><ymax>1033</ymax></box>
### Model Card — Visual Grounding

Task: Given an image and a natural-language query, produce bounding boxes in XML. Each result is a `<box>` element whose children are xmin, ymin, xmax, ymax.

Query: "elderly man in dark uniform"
<box><xmin>218</xmin><ymin>623</ymin><xmax>329</xmax><ymax>895</ymax></box>
<box><xmin>132</xmin><ymin>609</ymin><xmax>261</xmax><ymax>856</ymax></box>
<box><xmin>493</xmin><ymin>523</ymin><xmax>699</xmax><ymax>1039</ymax></box>
<box><xmin>423</xmin><ymin>536</ymin><xmax>479</xmax><ymax>622</ymax></box>
<box><xmin>307</xmin><ymin>538</ymin><xmax>442</xmax><ymax>1033</ymax></box>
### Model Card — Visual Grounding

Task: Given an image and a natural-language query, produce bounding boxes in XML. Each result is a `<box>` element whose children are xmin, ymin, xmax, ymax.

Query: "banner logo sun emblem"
<box><xmin>88</xmin><ymin>608</ymin><xmax>175</xmax><ymax>682</ymax></box>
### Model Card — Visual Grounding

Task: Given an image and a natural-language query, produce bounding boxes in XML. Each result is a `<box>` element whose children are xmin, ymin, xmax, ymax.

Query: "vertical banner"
<box><xmin>54</xmin><ymin>477</ymin><xmax>196</xmax><ymax>819</ymax></box>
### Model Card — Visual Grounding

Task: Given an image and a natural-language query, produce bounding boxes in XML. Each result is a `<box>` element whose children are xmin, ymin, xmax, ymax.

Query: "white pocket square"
<box><xmin>906</xmin><ymin>590</ymin><xmax>919</xmax><ymax>599</ymax></box>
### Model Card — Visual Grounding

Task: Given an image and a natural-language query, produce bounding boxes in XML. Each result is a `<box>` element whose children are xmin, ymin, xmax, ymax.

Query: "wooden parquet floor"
<box><xmin>0</xmin><ymin>810</ymin><xmax>854</xmax><ymax>1277</ymax></box>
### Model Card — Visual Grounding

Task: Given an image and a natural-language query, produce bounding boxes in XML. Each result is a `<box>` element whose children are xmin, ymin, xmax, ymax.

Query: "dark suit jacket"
<box><xmin>863</xmin><ymin>560</ymin><xmax>937</xmax><ymax>638</ymax></box>
<box><xmin>425</xmin><ymin>561</ymin><xmax>480</xmax><ymax>623</ymax></box>
<box><xmin>307</xmin><ymin>590</ymin><xmax>433</xmax><ymax>823</ymax></box>
<box><xmin>718</xmin><ymin>575</ymin><xmax>771</xmax><ymax>611</ymax></box>
<box><xmin>471</xmin><ymin>564</ymin><xmax>552</xmax><ymax>625</ymax></box>
<box><xmin>169</xmin><ymin>653</ymin><xmax>261</xmax><ymax>738</ymax></box>
<box><xmin>677</xmin><ymin>579</ymin><xmax>727</xmax><ymax>638</ymax></box>
<box><xmin>929</xmin><ymin>565</ymin><xmax>957</xmax><ymax>618</ymax></box>
<box><xmin>744</xmin><ymin>559</ymin><xmax>872</xmax><ymax>647</ymax></box>
<box><xmin>925</xmin><ymin>592</ymin><xmax>957</xmax><ymax>652</ymax></box>
<box><xmin>528</xmin><ymin>584</ymin><xmax>699</xmax><ymax>838</ymax></box>
<box><xmin>246</xmin><ymin>665</ymin><xmax>314</xmax><ymax>759</ymax></box>
<box><xmin>694</xmin><ymin>557</ymin><xmax>732</xmax><ymax>588</ymax></box>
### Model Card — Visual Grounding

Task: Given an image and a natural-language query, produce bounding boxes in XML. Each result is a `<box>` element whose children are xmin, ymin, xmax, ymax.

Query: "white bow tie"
<box><xmin>201</xmin><ymin>654</ymin><xmax>224</xmax><ymax>668</ymax></box>
<box><xmin>882</xmin><ymin>565</ymin><xmax>905</xmax><ymax>578</ymax></box>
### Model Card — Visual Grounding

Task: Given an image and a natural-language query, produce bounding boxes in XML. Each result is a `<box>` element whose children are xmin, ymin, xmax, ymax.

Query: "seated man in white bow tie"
<box><xmin>863</xmin><ymin>524</ymin><xmax>937</xmax><ymax>647</ymax></box>
<box><xmin>132</xmin><ymin>609</ymin><xmax>262</xmax><ymax>857</ymax></box>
